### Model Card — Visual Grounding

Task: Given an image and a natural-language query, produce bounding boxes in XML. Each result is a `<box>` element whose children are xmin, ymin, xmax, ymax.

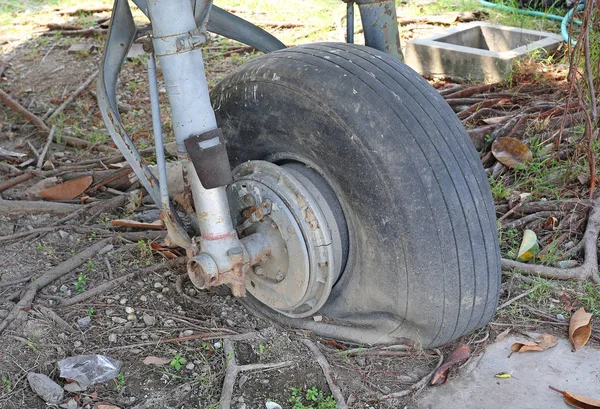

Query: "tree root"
<box><xmin>301</xmin><ymin>339</ymin><xmax>348</xmax><ymax>409</ymax></box>
<box><xmin>0</xmin><ymin>238</ymin><xmax>111</xmax><ymax>335</ymax></box>
<box><xmin>501</xmin><ymin>200</ymin><xmax>600</xmax><ymax>284</ymax></box>
<box><xmin>219</xmin><ymin>339</ymin><xmax>294</xmax><ymax>409</ymax></box>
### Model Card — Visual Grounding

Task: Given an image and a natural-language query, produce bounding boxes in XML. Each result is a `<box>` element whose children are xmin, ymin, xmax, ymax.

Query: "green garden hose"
<box><xmin>479</xmin><ymin>0</ymin><xmax>583</xmax><ymax>44</ymax></box>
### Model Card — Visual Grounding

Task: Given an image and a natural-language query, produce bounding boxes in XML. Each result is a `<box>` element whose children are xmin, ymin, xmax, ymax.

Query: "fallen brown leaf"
<box><xmin>550</xmin><ymin>385</ymin><xmax>600</xmax><ymax>408</ymax></box>
<box><xmin>482</xmin><ymin>115</ymin><xmax>511</xmax><ymax>125</ymax></box>
<box><xmin>431</xmin><ymin>343</ymin><xmax>470</xmax><ymax>385</ymax></box>
<box><xmin>142</xmin><ymin>356</ymin><xmax>171</xmax><ymax>366</ymax></box>
<box><xmin>39</xmin><ymin>176</ymin><xmax>93</xmax><ymax>201</ymax></box>
<box><xmin>511</xmin><ymin>333</ymin><xmax>558</xmax><ymax>353</ymax></box>
<box><xmin>569</xmin><ymin>307</ymin><xmax>593</xmax><ymax>350</ymax></box>
<box><xmin>491</xmin><ymin>137</ymin><xmax>533</xmax><ymax>168</ymax></box>
<box><xmin>559</xmin><ymin>292</ymin><xmax>575</xmax><ymax>312</ymax></box>
<box><xmin>150</xmin><ymin>241</ymin><xmax>182</xmax><ymax>259</ymax></box>
<box><xmin>495</xmin><ymin>327</ymin><xmax>512</xmax><ymax>342</ymax></box>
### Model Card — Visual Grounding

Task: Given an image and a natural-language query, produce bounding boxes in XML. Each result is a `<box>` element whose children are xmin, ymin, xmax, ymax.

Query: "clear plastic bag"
<box><xmin>58</xmin><ymin>355</ymin><xmax>121</xmax><ymax>388</ymax></box>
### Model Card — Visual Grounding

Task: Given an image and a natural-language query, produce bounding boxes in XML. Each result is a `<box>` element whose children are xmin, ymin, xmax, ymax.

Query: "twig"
<box><xmin>220</xmin><ymin>339</ymin><xmax>294</xmax><ymax>409</ymax></box>
<box><xmin>0</xmin><ymin>275</ymin><xmax>34</xmax><ymax>288</ymax></box>
<box><xmin>497</xmin><ymin>285</ymin><xmax>540</xmax><ymax>310</ymax></box>
<box><xmin>443</xmin><ymin>83</ymin><xmax>497</xmax><ymax>99</ymax></box>
<box><xmin>0</xmin><ymin>238</ymin><xmax>110</xmax><ymax>335</ymax></box>
<box><xmin>58</xmin><ymin>258</ymin><xmax>184</xmax><ymax>307</ymax></box>
<box><xmin>376</xmin><ymin>349</ymin><xmax>444</xmax><ymax>400</ymax></box>
<box><xmin>0</xmin><ymin>199</ymin><xmax>81</xmax><ymax>216</ymax></box>
<box><xmin>36</xmin><ymin>305</ymin><xmax>75</xmax><ymax>333</ymax></box>
<box><xmin>103</xmin><ymin>332</ymin><xmax>258</xmax><ymax>353</ymax></box>
<box><xmin>301</xmin><ymin>339</ymin><xmax>348</xmax><ymax>409</ymax></box>
<box><xmin>501</xmin><ymin>211</ymin><xmax>555</xmax><ymax>230</ymax></box>
<box><xmin>0</xmin><ymin>88</ymin><xmax>50</xmax><ymax>133</ymax></box>
<box><xmin>46</xmin><ymin>70</ymin><xmax>99</xmax><ymax>122</ymax></box>
<box><xmin>0</xmin><ymin>173</ymin><xmax>33</xmax><ymax>193</ymax></box>
<box><xmin>501</xmin><ymin>201</ymin><xmax>600</xmax><ymax>284</ymax></box>
<box><xmin>36</xmin><ymin>125</ymin><xmax>55</xmax><ymax>169</ymax></box>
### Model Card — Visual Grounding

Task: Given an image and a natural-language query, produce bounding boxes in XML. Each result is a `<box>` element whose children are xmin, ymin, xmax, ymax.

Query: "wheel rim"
<box><xmin>227</xmin><ymin>160</ymin><xmax>347</xmax><ymax>317</ymax></box>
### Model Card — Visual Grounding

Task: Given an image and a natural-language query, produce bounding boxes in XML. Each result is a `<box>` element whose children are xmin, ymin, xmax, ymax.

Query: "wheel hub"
<box><xmin>227</xmin><ymin>161</ymin><xmax>344</xmax><ymax>318</ymax></box>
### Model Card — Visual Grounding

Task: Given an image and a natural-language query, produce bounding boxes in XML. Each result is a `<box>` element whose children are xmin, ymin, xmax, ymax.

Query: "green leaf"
<box><xmin>517</xmin><ymin>229</ymin><xmax>539</xmax><ymax>262</ymax></box>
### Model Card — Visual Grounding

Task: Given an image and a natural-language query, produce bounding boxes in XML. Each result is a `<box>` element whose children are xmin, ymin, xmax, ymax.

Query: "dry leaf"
<box><xmin>95</xmin><ymin>405</ymin><xmax>122</xmax><ymax>409</ymax></box>
<box><xmin>495</xmin><ymin>327</ymin><xmax>512</xmax><ymax>342</ymax></box>
<box><xmin>431</xmin><ymin>343</ymin><xmax>470</xmax><ymax>385</ymax></box>
<box><xmin>495</xmin><ymin>372</ymin><xmax>512</xmax><ymax>378</ymax></box>
<box><xmin>111</xmin><ymin>219</ymin><xmax>165</xmax><ymax>230</ymax></box>
<box><xmin>550</xmin><ymin>386</ymin><xmax>600</xmax><ymax>408</ymax></box>
<box><xmin>491</xmin><ymin>137</ymin><xmax>533</xmax><ymax>168</ymax></box>
<box><xmin>39</xmin><ymin>176</ymin><xmax>93</xmax><ymax>201</ymax></box>
<box><xmin>511</xmin><ymin>333</ymin><xmax>558</xmax><ymax>353</ymax></box>
<box><xmin>569</xmin><ymin>307</ymin><xmax>593</xmax><ymax>350</ymax></box>
<box><xmin>19</xmin><ymin>177</ymin><xmax>59</xmax><ymax>200</ymax></box>
<box><xmin>482</xmin><ymin>116</ymin><xmax>511</xmax><ymax>125</ymax></box>
<box><xmin>535</xmin><ymin>333</ymin><xmax>559</xmax><ymax>350</ymax></box>
<box><xmin>559</xmin><ymin>292</ymin><xmax>574</xmax><ymax>312</ymax></box>
<box><xmin>150</xmin><ymin>241</ymin><xmax>182</xmax><ymax>259</ymax></box>
<box><xmin>142</xmin><ymin>356</ymin><xmax>171</xmax><ymax>366</ymax></box>
<box><xmin>544</xmin><ymin>216</ymin><xmax>559</xmax><ymax>230</ymax></box>
<box><xmin>510</xmin><ymin>341</ymin><xmax>544</xmax><ymax>353</ymax></box>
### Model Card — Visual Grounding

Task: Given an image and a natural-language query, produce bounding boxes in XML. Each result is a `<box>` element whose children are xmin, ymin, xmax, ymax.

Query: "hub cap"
<box><xmin>227</xmin><ymin>161</ymin><xmax>343</xmax><ymax>317</ymax></box>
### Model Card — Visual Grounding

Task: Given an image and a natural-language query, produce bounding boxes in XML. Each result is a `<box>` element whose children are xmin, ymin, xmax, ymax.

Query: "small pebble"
<box><xmin>181</xmin><ymin>330</ymin><xmax>193</xmax><ymax>337</ymax></box>
<box><xmin>125</xmin><ymin>306</ymin><xmax>135</xmax><ymax>314</ymax></box>
<box><xmin>119</xmin><ymin>298</ymin><xmax>128</xmax><ymax>305</ymax></box>
<box><xmin>73</xmin><ymin>341</ymin><xmax>82</xmax><ymax>348</ymax></box>
<box><xmin>164</xmin><ymin>319</ymin><xmax>175</xmax><ymax>328</ymax></box>
<box><xmin>185</xmin><ymin>363</ymin><xmax>195</xmax><ymax>370</ymax></box>
<box><xmin>59</xmin><ymin>285</ymin><xmax>68</xmax><ymax>293</ymax></box>
<box><xmin>77</xmin><ymin>316</ymin><xmax>92</xmax><ymax>329</ymax></box>
<box><xmin>112</xmin><ymin>317</ymin><xmax>127</xmax><ymax>324</ymax></box>
<box><xmin>140</xmin><ymin>295</ymin><xmax>148</xmax><ymax>302</ymax></box>
<box><xmin>214</xmin><ymin>341</ymin><xmax>221</xmax><ymax>349</ymax></box>
<box><xmin>109</xmin><ymin>334</ymin><xmax>118</xmax><ymax>343</ymax></box>
<box><xmin>154</xmin><ymin>282</ymin><xmax>163</xmax><ymax>289</ymax></box>
<box><xmin>127</xmin><ymin>314</ymin><xmax>137</xmax><ymax>321</ymax></box>
<box><xmin>557</xmin><ymin>313</ymin><xmax>565</xmax><ymax>321</ymax></box>
<box><xmin>156</xmin><ymin>294</ymin><xmax>164</xmax><ymax>299</ymax></box>
<box><xmin>161</xmin><ymin>287</ymin><xmax>170</xmax><ymax>294</ymax></box>
<box><xmin>265</xmin><ymin>402</ymin><xmax>282</xmax><ymax>409</ymax></box>
<box><xmin>143</xmin><ymin>314</ymin><xmax>156</xmax><ymax>326</ymax></box>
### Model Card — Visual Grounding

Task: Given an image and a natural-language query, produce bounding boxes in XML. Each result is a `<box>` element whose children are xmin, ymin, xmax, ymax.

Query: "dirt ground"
<box><xmin>1</xmin><ymin>1</ymin><xmax>599</xmax><ymax>409</ymax></box>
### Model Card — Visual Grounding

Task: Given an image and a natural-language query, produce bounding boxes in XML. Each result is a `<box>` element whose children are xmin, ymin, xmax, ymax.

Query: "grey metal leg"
<box><xmin>356</xmin><ymin>0</ymin><xmax>403</xmax><ymax>60</ymax></box>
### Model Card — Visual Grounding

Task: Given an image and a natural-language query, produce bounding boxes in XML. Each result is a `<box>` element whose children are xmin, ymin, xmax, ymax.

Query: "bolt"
<box><xmin>254</xmin><ymin>266</ymin><xmax>265</xmax><ymax>276</ymax></box>
<box><xmin>275</xmin><ymin>271</ymin><xmax>284</xmax><ymax>281</ymax></box>
<box><xmin>242</xmin><ymin>194</ymin><xmax>255</xmax><ymax>207</ymax></box>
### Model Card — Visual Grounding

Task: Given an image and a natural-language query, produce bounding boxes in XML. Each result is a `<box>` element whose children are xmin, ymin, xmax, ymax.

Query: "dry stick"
<box><xmin>495</xmin><ymin>199</ymin><xmax>593</xmax><ymax>215</ymax></box>
<box><xmin>457</xmin><ymin>98</ymin><xmax>503</xmax><ymax>121</ymax></box>
<box><xmin>501</xmin><ymin>211</ymin><xmax>556</xmax><ymax>230</ymax></box>
<box><xmin>443</xmin><ymin>83</ymin><xmax>497</xmax><ymax>99</ymax></box>
<box><xmin>104</xmin><ymin>332</ymin><xmax>258</xmax><ymax>354</ymax></box>
<box><xmin>44</xmin><ymin>70</ymin><xmax>99</xmax><ymax>122</ymax></box>
<box><xmin>376</xmin><ymin>349</ymin><xmax>444</xmax><ymax>400</ymax></box>
<box><xmin>220</xmin><ymin>339</ymin><xmax>294</xmax><ymax>409</ymax></box>
<box><xmin>36</xmin><ymin>125</ymin><xmax>55</xmax><ymax>169</ymax></box>
<box><xmin>36</xmin><ymin>305</ymin><xmax>75</xmax><ymax>333</ymax></box>
<box><xmin>301</xmin><ymin>339</ymin><xmax>348</xmax><ymax>409</ymax></box>
<box><xmin>496</xmin><ymin>284</ymin><xmax>540</xmax><ymax>310</ymax></box>
<box><xmin>0</xmin><ymin>199</ymin><xmax>81</xmax><ymax>216</ymax></box>
<box><xmin>0</xmin><ymin>88</ymin><xmax>50</xmax><ymax>133</ymax></box>
<box><xmin>0</xmin><ymin>238</ymin><xmax>110</xmax><ymax>336</ymax></box>
<box><xmin>0</xmin><ymin>225</ymin><xmax>79</xmax><ymax>242</ymax></box>
<box><xmin>59</xmin><ymin>258</ymin><xmax>185</xmax><ymax>307</ymax></box>
<box><xmin>0</xmin><ymin>275</ymin><xmax>34</xmax><ymax>288</ymax></box>
<box><xmin>0</xmin><ymin>172</ymin><xmax>33</xmax><ymax>193</ymax></box>
<box><xmin>501</xmin><ymin>201</ymin><xmax>600</xmax><ymax>284</ymax></box>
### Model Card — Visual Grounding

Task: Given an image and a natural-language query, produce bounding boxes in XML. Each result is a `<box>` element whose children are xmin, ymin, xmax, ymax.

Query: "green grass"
<box><xmin>288</xmin><ymin>387</ymin><xmax>338</xmax><ymax>409</ymax></box>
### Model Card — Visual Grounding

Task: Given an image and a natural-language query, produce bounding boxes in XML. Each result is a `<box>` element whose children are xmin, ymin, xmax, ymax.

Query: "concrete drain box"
<box><xmin>404</xmin><ymin>21</ymin><xmax>563</xmax><ymax>82</ymax></box>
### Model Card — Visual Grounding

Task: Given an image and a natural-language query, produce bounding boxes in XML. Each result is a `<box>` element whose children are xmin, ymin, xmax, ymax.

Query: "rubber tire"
<box><xmin>211</xmin><ymin>43</ymin><xmax>500</xmax><ymax>348</ymax></box>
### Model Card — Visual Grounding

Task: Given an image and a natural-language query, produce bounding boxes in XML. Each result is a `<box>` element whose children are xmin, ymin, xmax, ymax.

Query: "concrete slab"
<box><xmin>404</xmin><ymin>22</ymin><xmax>564</xmax><ymax>82</ymax></box>
<box><xmin>417</xmin><ymin>334</ymin><xmax>600</xmax><ymax>409</ymax></box>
